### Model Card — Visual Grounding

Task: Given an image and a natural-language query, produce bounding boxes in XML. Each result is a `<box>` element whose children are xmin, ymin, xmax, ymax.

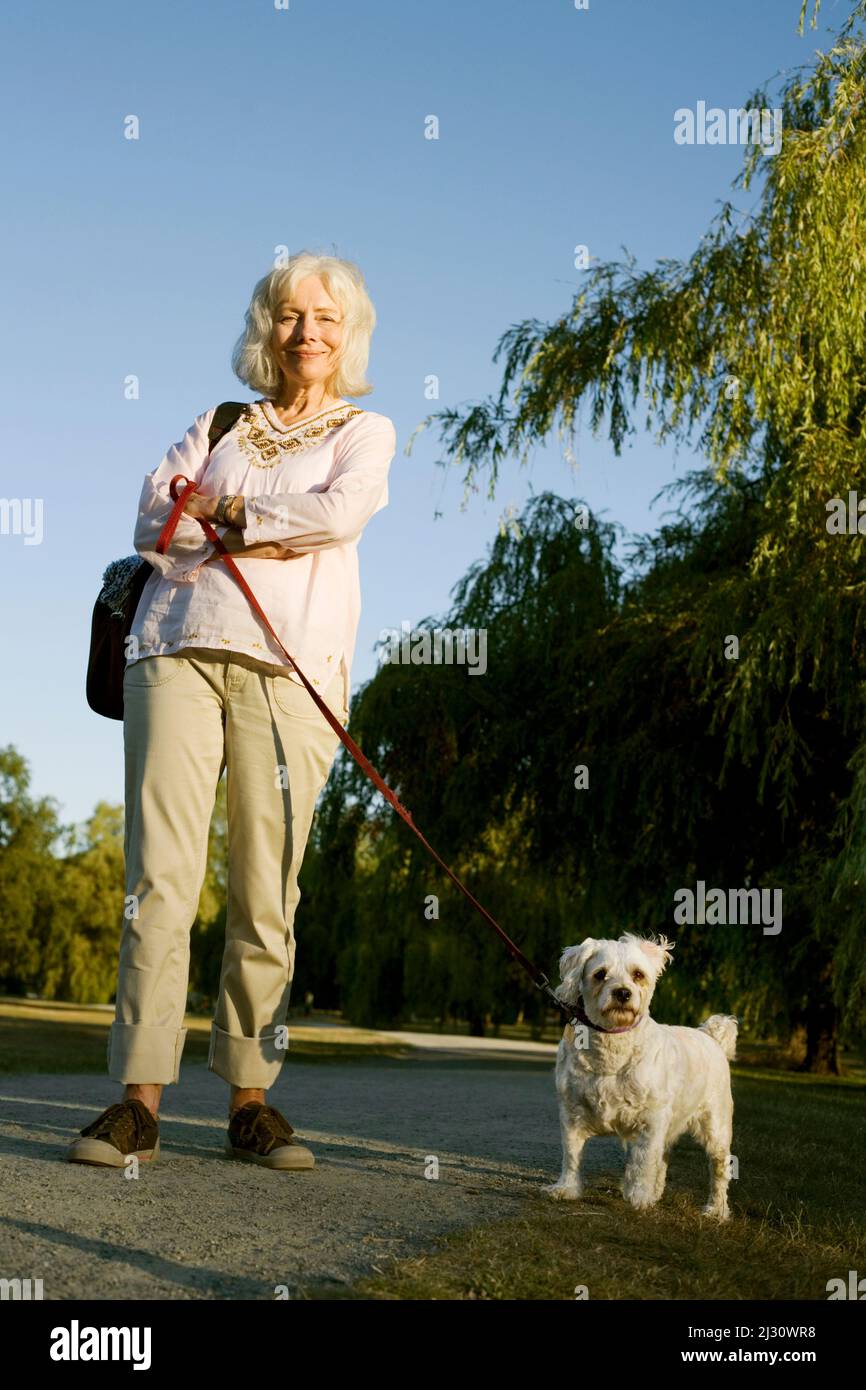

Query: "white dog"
<box><xmin>545</xmin><ymin>933</ymin><xmax>737</xmax><ymax>1221</ymax></box>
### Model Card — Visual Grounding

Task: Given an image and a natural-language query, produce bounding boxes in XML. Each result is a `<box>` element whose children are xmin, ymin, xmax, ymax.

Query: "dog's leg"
<box><xmin>699</xmin><ymin>1107</ymin><xmax>733</xmax><ymax>1222</ymax></box>
<box><xmin>622</xmin><ymin>1118</ymin><xmax>669</xmax><ymax>1211</ymax></box>
<box><xmin>652</xmin><ymin>1146</ymin><xmax>672</xmax><ymax>1202</ymax></box>
<box><xmin>544</xmin><ymin>1107</ymin><xmax>590</xmax><ymax>1201</ymax></box>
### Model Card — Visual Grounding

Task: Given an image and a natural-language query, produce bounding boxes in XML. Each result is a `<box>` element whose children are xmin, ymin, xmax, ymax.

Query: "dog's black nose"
<box><xmin>613</xmin><ymin>988</ymin><xmax>632</xmax><ymax>1004</ymax></box>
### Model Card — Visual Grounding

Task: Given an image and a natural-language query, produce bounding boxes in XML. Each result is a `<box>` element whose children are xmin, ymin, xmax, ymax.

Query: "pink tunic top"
<box><xmin>126</xmin><ymin>398</ymin><xmax>397</xmax><ymax>714</ymax></box>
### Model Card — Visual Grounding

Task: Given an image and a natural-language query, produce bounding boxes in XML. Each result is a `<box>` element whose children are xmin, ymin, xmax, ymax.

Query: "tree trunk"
<box><xmin>797</xmin><ymin>999</ymin><xmax>839</xmax><ymax>1074</ymax></box>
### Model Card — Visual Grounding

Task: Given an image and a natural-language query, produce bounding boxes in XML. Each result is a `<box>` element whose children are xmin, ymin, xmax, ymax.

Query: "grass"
<box><xmin>304</xmin><ymin>1062</ymin><xmax>866</xmax><ymax>1301</ymax></box>
<box><xmin>307</xmin><ymin>1194</ymin><xmax>862</xmax><ymax>1300</ymax></box>
<box><xmin>2</xmin><ymin>997</ymin><xmax>863</xmax><ymax>1300</ymax></box>
<box><xmin>0</xmin><ymin>997</ymin><xmax>414</xmax><ymax>1071</ymax></box>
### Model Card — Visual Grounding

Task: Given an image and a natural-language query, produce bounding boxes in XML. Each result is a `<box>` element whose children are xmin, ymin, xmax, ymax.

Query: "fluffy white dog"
<box><xmin>545</xmin><ymin>933</ymin><xmax>737</xmax><ymax>1221</ymax></box>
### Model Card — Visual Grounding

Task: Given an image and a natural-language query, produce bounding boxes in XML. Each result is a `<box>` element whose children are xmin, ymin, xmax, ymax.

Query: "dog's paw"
<box><xmin>542</xmin><ymin>1181</ymin><xmax>582</xmax><ymax>1202</ymax></box>
<box><xmin>701</xmin><ymin>1201</ymin><xmax>731</xmax><ymax>1222</ymax></box>
<box><xmin>623</xmin><ymin>1184</ymin><xmax>659</xmax><ymax>1211</ymax></box>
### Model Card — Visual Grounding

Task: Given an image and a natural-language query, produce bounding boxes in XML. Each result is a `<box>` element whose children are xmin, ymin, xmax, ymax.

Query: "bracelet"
<box><xmin>227</xmin><ymin>496</ymin><xmax>243</xmax><ymax>528</ymax></box>
<box><xmin>215</xmin><ymin>495</ymin><xmax>242</xmax><ymax>527</ymax></box>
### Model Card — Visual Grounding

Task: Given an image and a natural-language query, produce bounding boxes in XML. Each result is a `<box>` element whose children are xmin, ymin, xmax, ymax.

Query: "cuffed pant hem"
<box><xmin>107</xmin><ymin>1022</ymin><xmax>188</xmax><ymax>1084</ymax></box>
<box><xmin>208</xmin><ymin>1022</ymin><xmax>287</xmax><ymax>1089</ymax></box>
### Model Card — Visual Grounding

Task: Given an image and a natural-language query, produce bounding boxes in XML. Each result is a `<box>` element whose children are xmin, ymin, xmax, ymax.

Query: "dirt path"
<box><xmin>0</xmin><ymin>1049</ymin><xmax>621</xmax><ymax>1300</ymax></box>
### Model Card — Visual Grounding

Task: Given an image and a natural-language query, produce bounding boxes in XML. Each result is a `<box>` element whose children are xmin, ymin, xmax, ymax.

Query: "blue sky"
<box><xmin>0</xmin><ymin>0</ymin><xmax>836</xmax><ymax>831</ymax></box>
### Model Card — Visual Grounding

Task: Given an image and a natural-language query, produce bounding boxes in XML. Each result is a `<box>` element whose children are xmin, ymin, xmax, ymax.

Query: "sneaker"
<box><xmin>66</xmin><ymin>1099</ymin><xmax>160</xmax><ymax>1167</ymax></box>
<box><xmin>226</xmin><ymin>1102</ymin><xmax>314</xmax><ymax>1170</ymax></box>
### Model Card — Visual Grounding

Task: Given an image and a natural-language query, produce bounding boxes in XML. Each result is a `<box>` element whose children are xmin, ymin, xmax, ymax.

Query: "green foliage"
<box><xmin>0</xmin><ymin>747</ymin><xmax>127</xmax><ymax>1001</ymax></box>
<box><xmin>0</xmin><ymin>744</ymin><xmax>228</xmax><ymax>1009</ymax></box>
<box><xmin>385</xmin><ymin>2</ymin><xmax>866</xmax><ymax>1062</ymax></box>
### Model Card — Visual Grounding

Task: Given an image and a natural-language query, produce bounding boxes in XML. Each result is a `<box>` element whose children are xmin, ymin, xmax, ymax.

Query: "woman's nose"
<box><xmin>293</xmin><ymin>315</ymin><xmax>320</xmax><ymax>340</ymax></box>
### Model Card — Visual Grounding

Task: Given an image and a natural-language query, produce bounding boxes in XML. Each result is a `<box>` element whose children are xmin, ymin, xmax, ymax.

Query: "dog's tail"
<box><xmin>700</xmin><ymin>1014</ymin><xmax>738</xmax><ymax>1060</ymax></box>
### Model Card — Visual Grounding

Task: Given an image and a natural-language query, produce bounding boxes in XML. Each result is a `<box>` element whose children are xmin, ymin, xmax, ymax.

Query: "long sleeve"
<box><xmin>241</xmin><ymin>415</ymin><xmax>397</xmax><ymax>553</ymax></box>
<box><xmin>133</xmin><ymin>409</ymin><xmax>217</xmax><ymax>582</ymax></box>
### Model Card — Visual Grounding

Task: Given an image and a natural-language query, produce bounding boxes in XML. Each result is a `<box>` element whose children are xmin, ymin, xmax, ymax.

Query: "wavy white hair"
<box><xmin>231</xmin><ymin>251</ymin><xmax>377</xmax><ymax>401</ymax></box>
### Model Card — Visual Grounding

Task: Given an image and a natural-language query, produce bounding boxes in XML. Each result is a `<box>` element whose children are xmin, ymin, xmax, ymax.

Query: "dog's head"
<box><xmin>555</xmin><ymin>933</ymin><xmax>674</xmax><ymax>1031</ymax></box>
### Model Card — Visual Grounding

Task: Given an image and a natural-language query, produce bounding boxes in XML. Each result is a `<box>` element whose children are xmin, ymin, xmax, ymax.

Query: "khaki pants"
<box><xmin>108</xmin><ymin>647</ymin><xmax>346</xmax><ymax>1089</ymax></box>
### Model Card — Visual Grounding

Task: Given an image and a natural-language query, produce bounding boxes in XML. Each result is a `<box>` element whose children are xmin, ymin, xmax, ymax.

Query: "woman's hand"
<box><xmin>182</xmin><ymin>494</ymin><xmax>297</xmax><ymax>560</ymax></box>
<box><xmin>203</xmin><ymin>529</ymin><xmax>300</xmax><ymax>562</ymax></box>
<box><xmin>182</xmin><ymin>493</ymin><xmax>221</xmax><ymax>523</ymax></box>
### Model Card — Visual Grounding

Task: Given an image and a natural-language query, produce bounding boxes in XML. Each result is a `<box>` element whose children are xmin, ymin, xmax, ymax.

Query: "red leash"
<box><xmin>157</xmin><ymin>471</ymin><xmax>577</xmax><ymax>1024</ymax></box>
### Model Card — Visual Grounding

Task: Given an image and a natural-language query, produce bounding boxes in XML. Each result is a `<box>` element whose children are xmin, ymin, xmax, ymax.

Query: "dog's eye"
<box><xmin>632</xmin><ymin>970</ymin><xmax>645</xmax><ymax>983</ymax></box>
<box><xmin>593</xmin><ymin>968</ymin><xmax>606</xmax><ymax>982</ymax></box>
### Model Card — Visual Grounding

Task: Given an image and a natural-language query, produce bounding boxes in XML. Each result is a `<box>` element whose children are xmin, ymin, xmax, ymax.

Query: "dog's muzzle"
<box><xmin>576</xmin><ymin>996</ymin><xmax>644</xmax><ymax>1035</ymax></box>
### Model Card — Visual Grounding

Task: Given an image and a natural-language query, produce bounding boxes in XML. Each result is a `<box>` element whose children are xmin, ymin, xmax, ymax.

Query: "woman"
<box><xmin>68</xmin><ymin>252</ymin><xmax>397</xmax><ymax>1171</ymax></box>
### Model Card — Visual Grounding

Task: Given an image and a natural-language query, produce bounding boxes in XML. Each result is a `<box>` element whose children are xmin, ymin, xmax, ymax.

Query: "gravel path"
<box><xmin>0</xmin><ymin>1050</ymin><xmax>621</xmax><ymax>1300</ymax></box>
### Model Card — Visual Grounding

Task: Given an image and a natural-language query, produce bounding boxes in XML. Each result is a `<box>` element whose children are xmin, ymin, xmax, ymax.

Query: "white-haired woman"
<box><xmin>68</xmin><ymin>253</ymin><xmax>396</xmax><ymax>1171</ymax></box>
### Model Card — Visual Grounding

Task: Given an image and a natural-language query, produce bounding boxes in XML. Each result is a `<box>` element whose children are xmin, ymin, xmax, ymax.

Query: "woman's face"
<box><xmin>270</xmin><ymin>275</ymin><xmax>344</xmax><ymax>397</ymax></box>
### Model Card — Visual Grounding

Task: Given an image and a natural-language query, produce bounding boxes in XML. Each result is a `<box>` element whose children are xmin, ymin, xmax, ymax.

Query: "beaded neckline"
<box><xmin>257</xmin><ymin>398</ymin><xmax>353</xmax><ymax>434</ymax></box>
<box><xmin>234</xmin><ymin>399</ymin><xmax>365</xmax><ymax>467</ymax></box>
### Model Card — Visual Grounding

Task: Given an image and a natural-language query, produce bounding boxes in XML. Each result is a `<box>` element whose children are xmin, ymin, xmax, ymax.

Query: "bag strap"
<box><xmin>208</xmin><ymin>401</ymin><xmax>248</xmax><ymax>449</ymax></box>
<box><xmin>155</xmin><ymin>401</ymin><xmax>246</xmax><ymax>557</ymax></box>
<box><xmin>152</xmin><ymin>407</ymin><xmax>578</xmax><ymax>1024</ymax></box>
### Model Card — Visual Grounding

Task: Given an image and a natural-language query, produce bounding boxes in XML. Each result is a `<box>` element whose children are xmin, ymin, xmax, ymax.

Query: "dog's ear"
<box><xmin>558</xmin><ymin>938</ymin><xmax>598</xmax><ymax>983</ymax></box>
<box><xmin>623</xmin><ymin>932</ymin><xmax>675</xmax><ymax>976</ymax></box>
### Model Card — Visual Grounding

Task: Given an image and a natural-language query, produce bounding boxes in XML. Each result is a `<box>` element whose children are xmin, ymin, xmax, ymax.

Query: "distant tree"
<box><xmin>0</xmin><ymin>745</ymin><xmax>65</xmax><ymax>993</ymax></box>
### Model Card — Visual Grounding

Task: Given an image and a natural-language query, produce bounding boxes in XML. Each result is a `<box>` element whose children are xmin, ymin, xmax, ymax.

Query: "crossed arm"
<box><xmin>181</xmin><ymin>494</ymin><xmax>298</xmax><ymax>563</ymax></box>
<box><xmin>134</xmin><ymin>409</ymin><xmax>396</xmax><ymax>578</ymax></box>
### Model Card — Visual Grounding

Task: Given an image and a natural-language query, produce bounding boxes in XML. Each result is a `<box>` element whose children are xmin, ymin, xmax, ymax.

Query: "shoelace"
<box><xmin>231</xmin><ymin>1104</ymin><xmax>295</xmax><ymax>1153</ymax></box>
<box><xmin>80</xmin><ymin>1100</ymin><xmax>152</xmax><ymax>1147</ymax></box>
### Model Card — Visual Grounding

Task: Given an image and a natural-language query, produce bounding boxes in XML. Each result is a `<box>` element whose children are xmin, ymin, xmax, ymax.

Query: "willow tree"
<box><xmin>399</xmin><ymin>0</ymin><xmax>866</xmax><ymax>1067</ymax></box>
<box><xmin>310</xmin><ymin>494</ymin><xmax>622</xmax><ymax>1034</ymax></box>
